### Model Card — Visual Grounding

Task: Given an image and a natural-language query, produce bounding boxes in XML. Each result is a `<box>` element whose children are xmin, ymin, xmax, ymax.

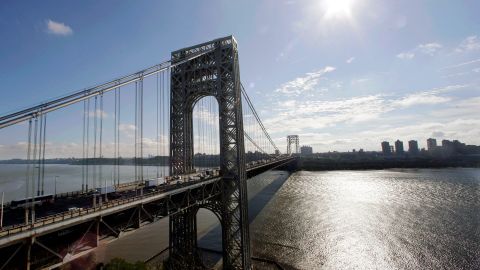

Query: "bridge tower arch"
<box><xmin>169</xmin><ymin>36</ymin><xmax>251</xmax><ymax>269</ymax></box>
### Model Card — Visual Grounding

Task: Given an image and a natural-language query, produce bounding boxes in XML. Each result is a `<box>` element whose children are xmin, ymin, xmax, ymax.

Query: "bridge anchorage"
<box><xmin>167</xmin><ymin>36</ymin><xmax>250</xmax><ymax>269</ymax></box>
<box><xmin>0</xmin><ymin>35</ymin><xmax>295</xmax><ymax>270</ymax></box>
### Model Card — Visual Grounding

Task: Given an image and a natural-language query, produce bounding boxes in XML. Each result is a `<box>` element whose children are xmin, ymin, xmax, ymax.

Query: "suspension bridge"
<box><xmin>0</xmin><ymin>36</ymin><xmax>296</xmax><ymax>270</ymax></box>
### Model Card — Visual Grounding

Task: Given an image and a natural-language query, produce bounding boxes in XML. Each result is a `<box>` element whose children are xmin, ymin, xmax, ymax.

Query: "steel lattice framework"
<box><xmin>169</xmin><ymin>36</ymin><xmax>251</xmax><ymax>269</ymax></box>
<box><xmin>287</xmin><ymin>135</ymin><xmax>299</xmax><ymax>155</ymax></box>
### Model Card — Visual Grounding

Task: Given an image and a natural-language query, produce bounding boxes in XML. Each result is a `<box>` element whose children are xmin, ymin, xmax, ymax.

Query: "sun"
<box><xmin>323</xmin><ymin>0</ymin><xmax>355</xmax><ymax>19</ymax></box>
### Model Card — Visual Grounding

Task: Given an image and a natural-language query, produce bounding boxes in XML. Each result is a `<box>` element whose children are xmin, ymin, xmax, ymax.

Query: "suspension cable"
<box><xmin>30</xmin><ymin>116</ymin><xmax>38</xmax><ymax>222</ymax></box>
<box><xmin>113</xmin><ymin>89</ymin><xmax>117</xmax><ymax>187</ymax></box>
<box><xmin>117</xmin><ymin>88</ymin><xmax>121</xmax><ymax>186</ymax></box>
<box><xmin>25</xmin><ymin>118</ymin><xmax>32</xmax><ymax>224</ymax></box>
<box><xmin>41</xmin><ymin>114</ymin><xmax>47</xmax><ymax>195</ymax></box>
<box><xmin>93</xmin><ymin>96</ymin><xmax>98</xmax><ymax>207</ymax></box>
<box><xmin>36</xmin><ymin>114</ymin><xmax>43</xmax><ymax>196</ymax></box>
<box><xmin>244</xmin><ymin>131</ymin><xmax>266</xmax><ymax>153</ymax></box>
<box><xmin>99</xmin><ymin>93</ymin><xmax>104</xmax><ymax>199</ymax></box>
<box><xmin>156</xmin><ymin>72</ymin><xmax>160</xmax><ymax>178</ymax></box>
<box><xmin>86</xmin><ymin>98</ymin><xmax>90</xmax><ymax>191</ymax></box>
<box><xmin>241</xmin><ymin>84</ymin><xmax>279</xmax><ymax>153</ymax></box>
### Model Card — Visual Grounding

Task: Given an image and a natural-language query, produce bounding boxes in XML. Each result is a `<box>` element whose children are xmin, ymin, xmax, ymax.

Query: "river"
<box><xmin>1</xmin><ymin>166</ymin><xmax>479</xmax><ymax>269</ymax></box>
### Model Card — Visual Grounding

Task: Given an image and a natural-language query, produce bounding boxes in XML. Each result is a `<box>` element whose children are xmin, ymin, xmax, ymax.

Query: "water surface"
<box><xmin>250</xmin><ymin>169</ymin><xmax>480</xmax><ymax>269</ymax></box>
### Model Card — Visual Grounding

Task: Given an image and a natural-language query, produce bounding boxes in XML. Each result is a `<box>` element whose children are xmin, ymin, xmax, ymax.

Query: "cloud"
<box><xmin>397</xmin><ymin>42</ymin><xmax>443</xmax><ymax>60</ymax></box>
<box><xmin>352</xmin><ymin>78</ymin><xmax>370</xmax><ymax>84</ymax></box>
<box><xmin>275</xmin><ymin>66</ymin><xmax>336</xmax><ymax>96</ymax></box>
<box><xmin>265</xmin><ymin>83</ymin><xmax>469</xmax><ymax>140</ymax></box>
<box><xmin>249</xmin><ymin>82</ymin><xmax>255</xmax><ymax>88</ymax></box>
<box><xmin>392</xmin><ymin>92</ymin><xmax>450</xmax><ymax>108</ymax></box>
<box><xmin>417</xmin><ymin>43</ymin><xmax>443</xmax><ymax>55</ymax></box>
<box><xmin>396</xmin><ymin>52</ymin><xmax>415</xmax><ymax>60</ymax></box>
<box><xmin>346</xmin><ymin>57</ymin><xmax>355</xmax><ymax>64</ymax></box>
<box><xmin>87</xmin><ymin>109</ymin><xmax>108</xmax><ymax>118</ymax></box>
<box><xmin>265</xmin><ymin>94</ymin><xmax>390</xmax><ymax>134</ymax></box>
<box><xmin>119</xmin><ymin>124</ymin><xmax>136</xmax><ymax>138</ymax></box>
<box><xmin>46</xmin><ymin>19</ymin><xmax>73</xmax><ymax>36</ymax></box>
<box><xmin>455</xmin><ymin>35</ymin><xmax>480</xmax><ymax>52</ymax></box>
<box><xmin>431</xmin><ymin>131</ymin><xmax>445</xmax><ymax>138</ymax></box>
<box><xmin>440</xmin><ymin>58</ymin><xmax>480</xmax><ymax>70</ymax></box>
<box><xmin>392</xmin><ymin>85</ymin><xmax>468</xmax><ymax>107</ymax></box>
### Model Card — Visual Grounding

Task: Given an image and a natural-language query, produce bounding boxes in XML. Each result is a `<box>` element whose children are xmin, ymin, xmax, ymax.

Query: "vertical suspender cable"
<box><xmin>134</xmin><ymin>81</ymin><xmax>138</xmax><ymax>185</ymax></box>
<box><xmin>114</xmin><ymin>89</ymin><xmax>117</xmax><ymax>187</ymax></box>
<box><xmin>99</xmin><ymin>94</ymin><xmax>104</xmax><ymax>200</ymax></box>
<box><xmin>30</xmin><ymin>117</ymin><xmax>38</xmax><ymax>222</ymax></box>
<box><xmin>117</xmin><ymin>88</ymin><xmax>121</xmax><ymax>186</ymax></box>
<box><xmin>140</xmin><ymin>78</ymin><xmax>144</xmax><ymax>184</ymax></box>
<box><xmin>86</xmin><ymin>98</ymin><xmax>91</xmax><ymax>191</ymax></box>
<box><xmin>41</xmin><ymin>114</ymin><xmax>47</xmax><ymax>195</ymax></box>
<box><xmin>162</xmin><ymin>71</ymin><xmax>166</xmax><ymax>177</ymax></box>
<box><xmin>36</xmin><ymin>115</ymin><xmax>43</xmax><ymax>196</ymax></box>
<box><xmin>82</xmin><ymin>100</ymin><xmax>86</xmax><ymax>192</ymax></box>
<box><xmin>25</xmin><ymin>119</ymin><xmax>32</xmax><ymax>224</ymax></box>
<box><xmin>208</xmin><ymin>97</ymin><xmax>212</xmax><ymax>169</ymax></box>
<box><xmin>93</xmin><ymin>96</ymin><xmax>98</xmax><ymax>207</ymax></box>
<box><xmin>167</xmin><ymin>69</ymin><xmax>171</xmax><ymax>176</ymax></box>
<box><xmin>156</xmin><ymin>73</ymin><xmax>160</xmax><ymax>178</ymax></box>
<box><xmin>159</xmin><ymin>72</ymin><xmax>163</xmax><ymax>177</ymax></box>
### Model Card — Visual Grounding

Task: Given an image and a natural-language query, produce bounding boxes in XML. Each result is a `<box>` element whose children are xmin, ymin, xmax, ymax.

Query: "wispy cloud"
<box><xmin>397</xmin><ymin>42</ymin><xmax>443</xmax><ymax>60</ymax></box>
<box><xmin>87</xmin><ymin>109</ymin><xmax>108</xmax><ymax>118</ymax></box>
<box><xmin>352</xmin><ymin>78</ymin><xmax>370</xmax><ymax>84</ymax></box>
<box><xmin>417</xmin><ymin>43</ymin><xmax>443</xmax><ymax>55</ymax></box>
<box><xmin>455</xmin><ymin>35</ymin><xmax>480</xmax><ymax>53</ymax></box>
<box><xmin>46</xmin><ymin>19</ymin><xmax>73</xmax><ymax>36</ymax></box>
<box><xmin>266</xmin><ymin>83</ymin><xmax>469</xmax><ymax>137</ymax></box>
<box><xmin>396</xmin><ymin>52</ymin><xmax>415</xmax><ymax>60</ymax></box>
<box><xmin>275</xmin><ymin>66</ymin><xmax>336</xmax><ymax>96</ymax></box>
<box><xmin>346</xmin><ymin>57</ymin><xmax>355</xmax><ymax>64</ymax></box>
<box><xmin>440</xmin><ymin>58</ymin><xmax>480</xmax><ymax>70</ymax></box>
<box><xmin>391</xmin><ymin>91</ymin><xmax>450</xmax><ymax>108</ymax></box>
<box><xmin>119</xmin><ymin>123</ymin><xmax>136</xmax><ymax>138</ymax></box>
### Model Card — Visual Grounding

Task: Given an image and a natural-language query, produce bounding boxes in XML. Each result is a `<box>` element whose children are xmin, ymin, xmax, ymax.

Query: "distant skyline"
<box><xmin>1</xmin><ymin>0</ymin><xmax>480</xmax><ymax>158</ymax></box>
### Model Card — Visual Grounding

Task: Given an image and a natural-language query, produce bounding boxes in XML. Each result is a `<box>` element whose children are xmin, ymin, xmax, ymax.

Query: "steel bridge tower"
<box><xmin>169</xmin><ymin>36</ymin><xmax>251</xmax><ymax>269</ymax></box>
<box><xmin>287</xmin><ymin>135</ymin><xmax>299</xmax><ymax>155</ymax></box>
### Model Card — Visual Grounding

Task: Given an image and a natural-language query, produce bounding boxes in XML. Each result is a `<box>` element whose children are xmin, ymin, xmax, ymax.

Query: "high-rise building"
<box><xmin>427</xmin><ymin>138</ymin><xmax>437</xmax><ymax>151</ymax></box>
<box><xmin>300</xmin><ymin>145</ymin><xmax>313</xmax><ymax>155</ymax></box>
<box><xmin>381</xmin><ymin>141</ymin><xmax>391</xmax><ymax>154</ymax></box>
<box><xmin>408</xmin><ymin>140</ymin><xmax>419</xmax><ymax>154</ymax></box>
<box><xmin>395</xmin><ymin>140</ymin><xmax>404</xmax><ymax>154</ymax></box>
<box><xmin>390</xmin><ymin>145</ymin><xmax>394</xmax><ymax>153</ymax></box>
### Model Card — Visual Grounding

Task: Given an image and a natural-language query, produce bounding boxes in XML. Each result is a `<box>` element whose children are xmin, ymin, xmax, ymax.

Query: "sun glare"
<box><xmin>323</xmin><ymin>0</ymin><xmax>355</xmax><ymax>19</ymax></box>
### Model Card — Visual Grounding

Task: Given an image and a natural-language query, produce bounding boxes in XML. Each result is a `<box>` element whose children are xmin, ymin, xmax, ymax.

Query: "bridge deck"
<box><xmin>0</xmin><ymin>157</ymin><xmax>294</xmax><ymax>248</ymax></box>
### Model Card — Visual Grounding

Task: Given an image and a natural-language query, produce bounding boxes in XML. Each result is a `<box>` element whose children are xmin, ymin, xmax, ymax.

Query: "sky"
<box><xmin>1</xmin><ymin>0</ymin><xmax>480</xmax><ymax>158</ymax></box>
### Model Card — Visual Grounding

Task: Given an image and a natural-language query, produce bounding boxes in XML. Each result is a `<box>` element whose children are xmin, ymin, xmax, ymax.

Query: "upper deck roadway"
<box><xmin>0</xmin><ymin>156</ymin><xmax>294</xmax><ymax>249</ymax></box>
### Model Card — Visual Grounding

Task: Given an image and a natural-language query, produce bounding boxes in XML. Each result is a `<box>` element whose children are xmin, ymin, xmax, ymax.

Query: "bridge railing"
<box><xmin>0</xmin><ymin>176</ymin><xmax>217</xmax><ymax>238</ymax></box>
<box><xmin>0</xmin><ymin>157</ymin><xmax>293</xmax><ymax>239</ymax></box>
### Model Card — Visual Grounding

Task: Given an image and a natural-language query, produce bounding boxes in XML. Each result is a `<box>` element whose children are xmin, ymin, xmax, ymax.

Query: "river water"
<box><xmin>1</xmin><ymin>166</ymin><xmax>479</xmax><ymax>269</ymax></box>
<box><xmin>250</xmin><ymin>169</ymin><xmax>480</xmax><ymax>269</ymax></box>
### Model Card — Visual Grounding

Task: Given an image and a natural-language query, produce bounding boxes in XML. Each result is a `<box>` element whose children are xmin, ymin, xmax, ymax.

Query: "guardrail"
<box><xmin>0</xmin><ymin>157</ymin><xmax>293</xmax><ymax>239</ymax></box>
<box><xmin>0</xmin><ymin>177</ymin><xmax>217</xmax><ymax>238</ymax></box>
